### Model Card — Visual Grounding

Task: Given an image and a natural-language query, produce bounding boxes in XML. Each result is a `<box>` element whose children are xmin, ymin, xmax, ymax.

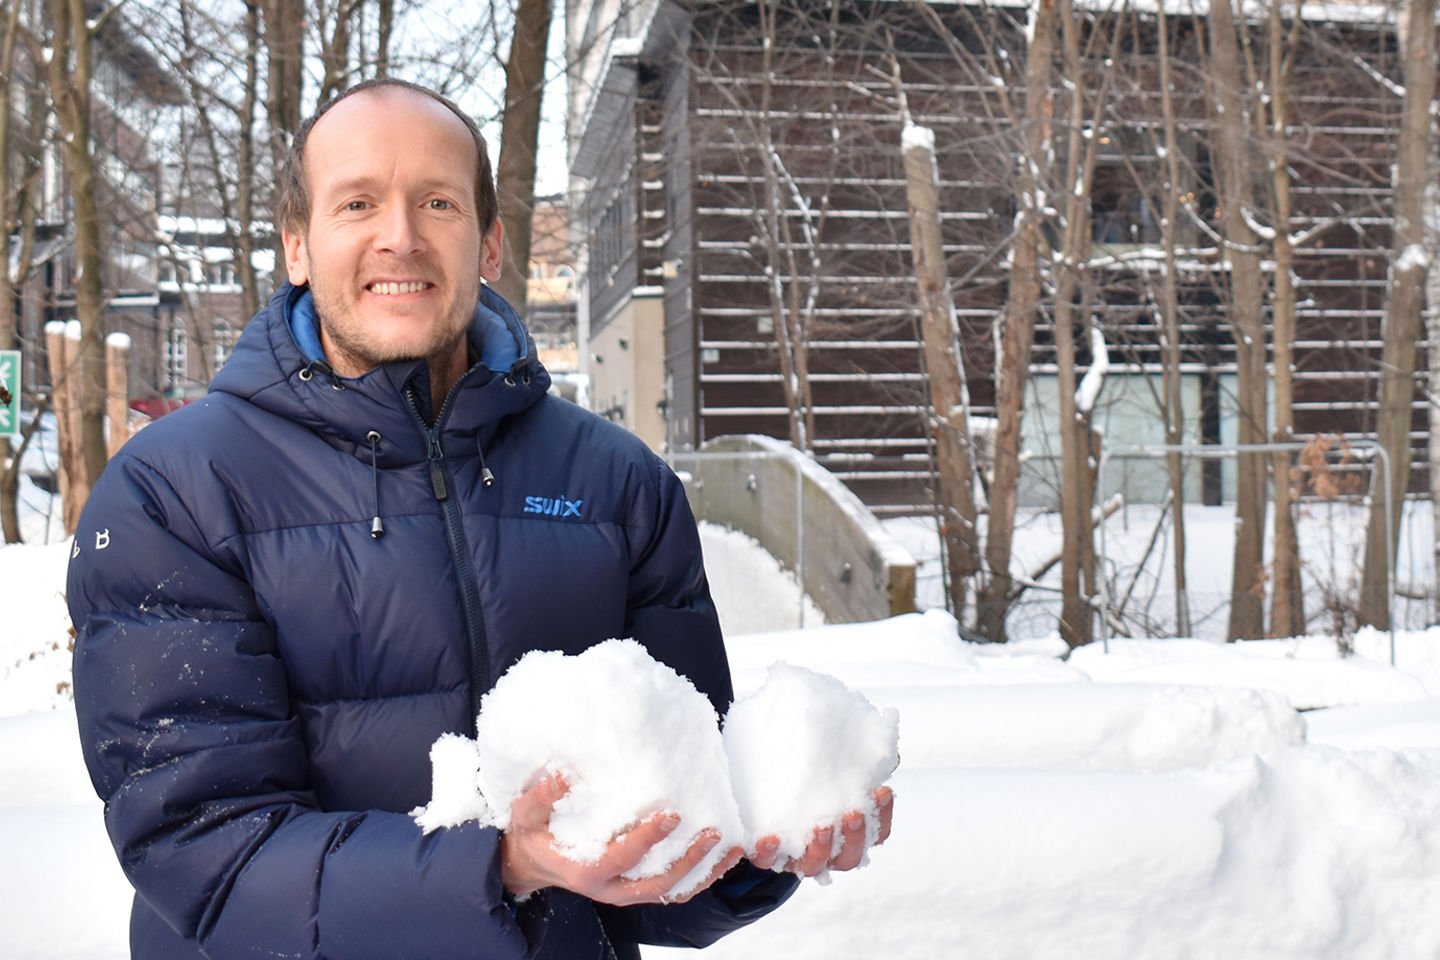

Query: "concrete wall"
<box><xmin>673</xmin><ymin>435</ymin><xmax>917</xmax><ymax>624</ymax></box>
<box><xmin>590</xmin><ymin>293</ymin><xmax>666</xmax><ymax>453</ymax></box>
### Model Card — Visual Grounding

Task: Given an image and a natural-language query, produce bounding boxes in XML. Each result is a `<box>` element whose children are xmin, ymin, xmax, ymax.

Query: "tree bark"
<box><xmin>1264</xmin><ymin>1</ymin><xmax>1305</xmax><ymax>638</ymax></box>
<box><xmin>491</xmin><ymin>0</ymin><xmax>553</xmax><ymax>313</ymax></box>
<box><xmin>1209</xmin><ymin>0</ymin><xmax>1271</xmax><ymax>641</ymax></box>
<box><xmin>46</xmin><ymin>0</ymin><xmax>110</xmax><ymax>531</ymax></box>
<box><xmin>976</xmin><ymin>0</ymin><xmax>1057</xmax><ymax>642</ymax></box>
<box><xmin>1360</xmin><ymin>0</ymin><xmax>1436</xmax><ymax>628</ymax></box>
<box><xmin>1155</xmin><ymin>7</ymin><xmax>1190</xmax><ymax>635</ymax></box>
<box><xmin>903</xmin><ymin>123</ymin><xmax>981</xmax><ymax>614</ymax></box>
<box><xmin>0</xmin><ymin>0</ymin><xmax>23</xmax><ymax>542</ymax></box>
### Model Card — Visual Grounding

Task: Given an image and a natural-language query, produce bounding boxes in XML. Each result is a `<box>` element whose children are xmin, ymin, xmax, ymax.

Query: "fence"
<box><xmin>1093</xmin><ymin>441</ymin><xmax>1397</xmax><ymax>661</ymax></box>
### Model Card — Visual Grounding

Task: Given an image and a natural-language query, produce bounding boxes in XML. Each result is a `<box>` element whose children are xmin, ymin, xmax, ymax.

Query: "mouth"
<box><xmin>366</xmin><ymin>280</ymin><xmax>434</xmax><ymax>296</ymax></box>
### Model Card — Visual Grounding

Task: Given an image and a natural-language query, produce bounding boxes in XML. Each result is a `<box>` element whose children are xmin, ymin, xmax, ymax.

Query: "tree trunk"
<box><xmin>265</xmin><ymin>0</ymin><xmax>304</xmax><ymax>266</ymax></box>
<box><xmin>1155</xmin><ymin>7</ymin><xmax>1190</xmax><ymax>635</ymax></box>
<box><xmin>0</xmin><ymin>0</ymin><xmax>21</xmax><ymax>542</ymax></box>
<box><xmin>47</xmin><ymin>0</ymin><xmax>109</xmax><ymax>530</ymax></box>
<box><xmin>491</xmin><ymin>0</ymin><xmax>553</xmax><ymax>313</ymax></box>
<box><xmin>976</xmin><ymin>0</ymin><xmax>1057</xmax><ymax>641</ymax></box>
<box><xmin>903</xmin><ymin>123</ymin><xmax>981</xmax><ymax>614</ymax></box>
<box><xmin>1264</xmin><ymin>2</ymin><xmax>1305</xmax><ymax>638</ymax></box>
<box><xmin>1209</xmin><ymin>0</ymin><xmax>1270</xmax><ymax>641</ymax></box>
<box><xmin>1360</xmin><ymin>0</ymin><xmax>1436</xmax><ymax>628</ymax></box>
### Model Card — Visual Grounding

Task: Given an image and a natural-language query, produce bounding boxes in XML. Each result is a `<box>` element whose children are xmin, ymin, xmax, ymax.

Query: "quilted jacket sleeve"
<box><xmin>68</xmin><ymin>452</ymin><xmax>543</xmax><ymax>960</ymax></box>
<box><xmin>604</xmin><ymin>457</ymin><xmax>800</xmax><ymax>948</ymax></box>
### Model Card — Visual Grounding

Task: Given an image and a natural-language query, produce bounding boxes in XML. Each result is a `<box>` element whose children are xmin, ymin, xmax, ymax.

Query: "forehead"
<box><xmin>304</xmin><ymin>89</ymin><xmax>477</xmax><ymax>196</ymax></box>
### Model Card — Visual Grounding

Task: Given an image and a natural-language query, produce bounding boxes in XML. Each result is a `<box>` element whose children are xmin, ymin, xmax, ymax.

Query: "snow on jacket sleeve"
<box><xmin>602</xmin><ymin>457</ymin><xmax>801</xmax><ymax>947</ymax></box>
<box><xmin>68</xmin><ymin>451</ymin><xmax>544</xmax><ymax>960</ymax></box>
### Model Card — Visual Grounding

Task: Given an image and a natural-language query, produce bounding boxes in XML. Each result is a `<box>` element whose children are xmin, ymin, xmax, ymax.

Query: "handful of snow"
<box><xmin>411</xmin><ymin>640</ymin><xmax>899</xmax><ymax>893</ymax></box>
<box><xmin>414</xmin><ymin>639</ymin><xmax>744</xmax><ymax>896</ymax></box>
<box><xmin>726</xmin><ymin>662</ymin><xmax>899</xmax><ymax>865</ymax></box>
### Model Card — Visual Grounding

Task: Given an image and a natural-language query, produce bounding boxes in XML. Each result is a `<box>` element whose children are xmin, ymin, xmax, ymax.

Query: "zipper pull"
<box><xmin>427</xmin><ymin>432</ymin><xmax>449</xmax><ymax>501</ymax></box>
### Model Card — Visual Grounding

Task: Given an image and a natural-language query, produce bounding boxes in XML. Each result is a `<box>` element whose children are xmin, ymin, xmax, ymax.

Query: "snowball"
<box><xmin>724</xmin><ymin>662</ymin><xmax>899</xmax><ymax>868</ymax></box>
<box><xmin>469</xmin><ymin>639</ymin><xmax>743</xmax><ymax>896</ymax></box>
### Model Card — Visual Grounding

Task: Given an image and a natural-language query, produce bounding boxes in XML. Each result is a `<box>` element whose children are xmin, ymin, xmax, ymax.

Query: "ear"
<box><xmin>282</xmin><ymin>229</ymin><xmax>310</xmax><ymax>286</ymax></box>
<box><xmin>479</xmin><ymin>218</ymin><xmax>504</xmax><ymax>285</ymax></box>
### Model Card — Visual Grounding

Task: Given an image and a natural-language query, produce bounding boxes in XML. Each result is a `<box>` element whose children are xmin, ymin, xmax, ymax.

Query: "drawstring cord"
<box><xmin>298</xmin><ymin>359</ymin><xmax>347</xmax><ymax>391</ymax></box>
<box><xmin>476</xmin><ymin>436</ymin><xmax>496</xmax><ymax>488</ymax></box>
<box><xmin>366</xmin><ymin>430</ymin><xmax>385</xmax><ymax>539</ymax></box>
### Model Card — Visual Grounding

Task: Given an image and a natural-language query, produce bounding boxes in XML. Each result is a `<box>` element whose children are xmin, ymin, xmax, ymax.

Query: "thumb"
<box><xmin>510</xmin><ymin>771</ymin><xmax>569</xmax><ymax>832</ymax></box>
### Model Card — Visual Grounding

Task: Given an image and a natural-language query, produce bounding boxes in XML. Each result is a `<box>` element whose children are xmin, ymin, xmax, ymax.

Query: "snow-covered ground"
<box><xmin>5</xmin><ymin>510</ymin><xmax>1440</xmax><ymax>957</ymax></box>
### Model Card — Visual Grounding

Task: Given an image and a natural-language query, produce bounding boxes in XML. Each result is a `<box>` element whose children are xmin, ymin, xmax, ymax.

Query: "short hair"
<box><xmin>275</xmin><ymin>78</ymin><xmax>499</xmax><ymax>236</ymax></box>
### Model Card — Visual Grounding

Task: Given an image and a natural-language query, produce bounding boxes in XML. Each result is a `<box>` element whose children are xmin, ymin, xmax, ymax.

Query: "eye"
<box><xmin>343</xmin><ymin>200</ymin><xmax>370</xmax><ymax>212</ymax></box>
<box><xmin>426</xmin><ymin>198</ymin><xmax>454</xmax><ymax>211</ymax></box>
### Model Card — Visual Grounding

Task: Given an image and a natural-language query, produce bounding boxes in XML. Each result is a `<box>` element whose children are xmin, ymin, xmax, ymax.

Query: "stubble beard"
<box><xmin>310</xmin><ymin>269</ymin><xmax>479</xmax><ymax>377</ymax></box>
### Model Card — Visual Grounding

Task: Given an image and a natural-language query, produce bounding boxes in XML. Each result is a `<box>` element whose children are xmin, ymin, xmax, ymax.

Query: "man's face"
<box><xmin>282</xmin><ymin>88</ymin><xmax>503</xmax><ymax>376</ymax></box>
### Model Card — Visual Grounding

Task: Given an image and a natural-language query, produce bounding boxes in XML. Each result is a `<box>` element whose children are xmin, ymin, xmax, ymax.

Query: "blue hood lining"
<box><xmin>288</xmin><ymin>288</ymin><xmax>521</xmax><ymax>372</ymax></box>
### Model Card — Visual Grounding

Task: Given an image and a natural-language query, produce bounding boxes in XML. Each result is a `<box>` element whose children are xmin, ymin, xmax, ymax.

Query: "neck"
<box><xmin>426</xmin><ymin>346</ymin><xmax>469</xmax><ymax>418</ymax></box>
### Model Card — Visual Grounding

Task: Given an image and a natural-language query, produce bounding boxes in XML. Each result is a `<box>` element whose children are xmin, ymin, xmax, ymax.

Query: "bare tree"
<box><xmin>898</xmin><ymin>76</ymin><xmax>982</xmax><ymax>617</ymax></box>
<box><xmin>1360</xmin><ymin>0</ymin><xmax>1436</xmax><ymax>628</ymax></box>
<box><xmin>40</xmin><ymin>0</ymin><xmax>115</xmax><ymax>531</ymax></box>
<box><xmin>0</xmin><ymin>0</ymin><xmax>41</xmax><ymax>542</ymax></box>
<box><xmin>1208</xmin><ymin>0</ymin><xmax>1271</xmax><ymax>641</ymax></box>
<box><xmin>1257</xmin><ymin>0</ymin><xmax>1306</xmax><ymax>638</ymax></box>
<box><xmin>492</xmin><ymin>0</ymin><xmax>554</xmax><ymax>312</ymax></box>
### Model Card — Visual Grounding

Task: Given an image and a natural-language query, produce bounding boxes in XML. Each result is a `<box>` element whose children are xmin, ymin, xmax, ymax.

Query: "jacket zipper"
<box><xmin>406</xmin><ymin>388</ymin><xmax>490</xmax><ymax>730</ymax></box>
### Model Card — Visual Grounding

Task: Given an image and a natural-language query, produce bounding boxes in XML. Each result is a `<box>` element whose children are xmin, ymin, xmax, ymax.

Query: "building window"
<box><xmin>213</xmin><ymin>320</ymin><xmax>234</xmax><ymax>373</ymax></box>
<box><xmin>1091</xmin><ymin>162</ymin><xmax>1160</xmax><ymax>245</ymax></box>
<box><xmin>166</xmin><ymin>322</ymin><xmax>188</xmax><ymax>392</ymax></box>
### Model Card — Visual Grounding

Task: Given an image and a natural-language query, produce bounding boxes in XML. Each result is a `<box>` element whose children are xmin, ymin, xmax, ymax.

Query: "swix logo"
<box><xmin>524</xmin><ymin>495</ymin><xmax>583</xmax><ymax>518</ymax></box>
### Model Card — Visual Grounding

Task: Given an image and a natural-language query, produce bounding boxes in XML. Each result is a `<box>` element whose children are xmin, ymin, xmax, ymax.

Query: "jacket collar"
<box><xmin>210</xmin><ymin>282</ymin><xmax>551</xmax><ymax>466</ymax></box>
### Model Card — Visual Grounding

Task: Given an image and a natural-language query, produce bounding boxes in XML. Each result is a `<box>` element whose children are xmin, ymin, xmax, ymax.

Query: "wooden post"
<box><xmin>106</xmin><ymin>332</ymin><xmax>131</xmax><ymax>458</ymax></box>
<box><xmin>44</xmin><ymin>321</ymin><xmax>76</xmax><ymax>533</ymax></box>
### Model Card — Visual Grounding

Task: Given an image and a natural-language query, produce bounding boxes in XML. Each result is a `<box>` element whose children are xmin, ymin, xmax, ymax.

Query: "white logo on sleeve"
<box><xmin>95</xmin><ymin>529</ymin><xmax>111</xmax><ymax>550</ymax></box>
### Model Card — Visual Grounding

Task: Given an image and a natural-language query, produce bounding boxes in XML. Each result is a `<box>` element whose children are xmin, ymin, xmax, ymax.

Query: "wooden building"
<box><xmin>568</xmin><ymin>1</ymin><xmax>1407</xmax><ymax>514</ymax></box>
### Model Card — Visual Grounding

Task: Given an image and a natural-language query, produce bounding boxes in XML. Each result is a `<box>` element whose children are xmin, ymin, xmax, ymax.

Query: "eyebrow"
<box><xmin>321</xmin><ymin>176</ymin><xmax>471</xmax><ymax>200</ymax></box>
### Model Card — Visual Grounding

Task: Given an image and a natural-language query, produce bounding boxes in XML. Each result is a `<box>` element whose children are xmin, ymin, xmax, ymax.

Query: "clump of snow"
<box><xmin>416</xmin><ymin>639</ymin><xmax>744</xmax><ymax>897</ymax></box>
<box><xmin>901</xmin><ymin>123</ymin><xmax>935</xmax><ymax>154</ymax></box>
<box><xmin>724</xmin><ymin>663</ymin><xmax>898</xmax><ymax>866</ymax></box>
<box><xmin>411</xmin><ymin>734</ymin><xmax>488</xmax><ymax>833</ymax></box>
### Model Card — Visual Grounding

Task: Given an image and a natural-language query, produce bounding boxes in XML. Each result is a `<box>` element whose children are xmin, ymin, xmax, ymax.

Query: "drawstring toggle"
<box><xmin>366</xmin><ymin>430</ymin><xmax>385</xmax><ymax>539</ymax></box>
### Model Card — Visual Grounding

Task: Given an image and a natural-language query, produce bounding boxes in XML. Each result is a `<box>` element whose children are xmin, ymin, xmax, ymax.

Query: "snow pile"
<box><xmin>414</xmin><ymin>639</ymin><xmax>745</xmax><ymax>895</ymax></box>
<box><xmin>1070</xmin><ymin>637</ymin><xmax>1429</xmax><ymax>709</ymax></box>
<box><xmin>886</xmin><ymin>682</ymin><xmax>1304</xmax><ymax>772</ymax></box>
<box><xmin>725</xmin><ymin>663</ymin><xmax>898</xmax><ymax>862</ymax></box>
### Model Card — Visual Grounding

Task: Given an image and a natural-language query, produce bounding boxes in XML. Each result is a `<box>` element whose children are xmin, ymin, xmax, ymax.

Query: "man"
<box><xmin>68</xmin><ymin>79</ymin><xmax>891</xmax><ymax>960</ymax></box>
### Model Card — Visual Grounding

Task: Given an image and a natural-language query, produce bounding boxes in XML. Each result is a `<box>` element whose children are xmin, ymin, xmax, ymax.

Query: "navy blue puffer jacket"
<box><xmin>67</xmin><ymin>283</ymin><xmax>797</xmax><ymax>959</ymax></box>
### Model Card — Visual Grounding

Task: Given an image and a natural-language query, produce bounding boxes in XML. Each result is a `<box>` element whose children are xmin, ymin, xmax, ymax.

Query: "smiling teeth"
<box><xmin>371</xmin><ymin>281</ymin><xmax>428</xmax><ymax>295</ymax></box>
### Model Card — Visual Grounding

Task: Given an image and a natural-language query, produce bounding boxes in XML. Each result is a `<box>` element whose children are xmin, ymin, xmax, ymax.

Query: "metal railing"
<box><xmin>1094</xmin><ymin>441</ymin><xmax>1395</xmax><ymax>664</ymax></box>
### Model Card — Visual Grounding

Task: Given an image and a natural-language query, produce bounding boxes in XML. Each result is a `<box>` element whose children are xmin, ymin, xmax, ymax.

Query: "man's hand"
<box><xmin>499</xmin><ymin>773</ymin><xmax>745</xmax><ymax>905</ymax></box>
<box><xmin>748</xmin><ymin>785</ymin><xmax>894</xmax><ymax>877</ymax></box>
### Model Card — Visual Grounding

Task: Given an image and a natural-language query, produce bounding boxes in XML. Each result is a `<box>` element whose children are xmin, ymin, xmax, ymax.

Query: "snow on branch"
<box><xmin>1076</xmin><ymin>325</ymin><xmax>1110</xmax><ymax>415</ymax></box>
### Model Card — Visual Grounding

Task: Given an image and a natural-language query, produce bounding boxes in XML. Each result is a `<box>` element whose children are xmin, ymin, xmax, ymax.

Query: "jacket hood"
<box><xmin>211</xmin><ymin>282</ymin><xmax>552</xmax><ymax>467</ymax></box>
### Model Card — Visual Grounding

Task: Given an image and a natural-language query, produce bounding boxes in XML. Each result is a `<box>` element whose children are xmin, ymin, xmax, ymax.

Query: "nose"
<box><xmin>374</xmin><ymin>202</ymin><xmax>425</xmax><ymax>256</ymax></box>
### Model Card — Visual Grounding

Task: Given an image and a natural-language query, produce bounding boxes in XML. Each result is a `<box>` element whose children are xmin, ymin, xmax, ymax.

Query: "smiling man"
<box><xmin>66</xmin><ymin>79</ymin><xmax>889</xmax><ymax>960</ymax></box>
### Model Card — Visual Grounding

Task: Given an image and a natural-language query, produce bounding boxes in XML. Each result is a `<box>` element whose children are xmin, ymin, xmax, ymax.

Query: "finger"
<box><xmin>749</xmin><ymin>835</ymin><xmax>782</xmax><ymax>871</ymax></box>
<box><xmin>596</xmin><ymin>810</ymin><xmax>682</xmax><ymax>877</ymax></box>
<box><xmin>510</xmin><ymin>772</ymin><xmax>569</xmax><ymax>832</ymax></box>
<box><xmin>874</xmin><ymin>786</ymin><xmax>895</xmax><ymax>846</ymax></box>
<box><xmin>607</xmin><ymin>829</ymin><xmax>721</xmax><ymax>905</ymax></box>
<box><xmin>828</xmin><ymin>811</ymin><xmax>868</xmax><ymax>872</ymax></box>
<box><xmin>789</xmin><ymin>825</ymin><xmax>833</xmax><ymax>877</ymax></box>
<box><xmin>669</xmin><ymin>845</ymin><xmax>744</xmax><ymax>904</ymax></box>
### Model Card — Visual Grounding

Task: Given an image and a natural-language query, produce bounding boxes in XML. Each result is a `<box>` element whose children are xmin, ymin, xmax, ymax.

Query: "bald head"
<box><xmin>275</xmin><ymin>79</ymin><xmax>499</xmax><ymax>238</ymax></box>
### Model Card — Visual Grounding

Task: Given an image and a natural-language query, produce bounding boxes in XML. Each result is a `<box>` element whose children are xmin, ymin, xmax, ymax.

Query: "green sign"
<box><xmin>0</xmin><ymin>350</ymin><xmax>18</xmax><ymax>439</ymax></box>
